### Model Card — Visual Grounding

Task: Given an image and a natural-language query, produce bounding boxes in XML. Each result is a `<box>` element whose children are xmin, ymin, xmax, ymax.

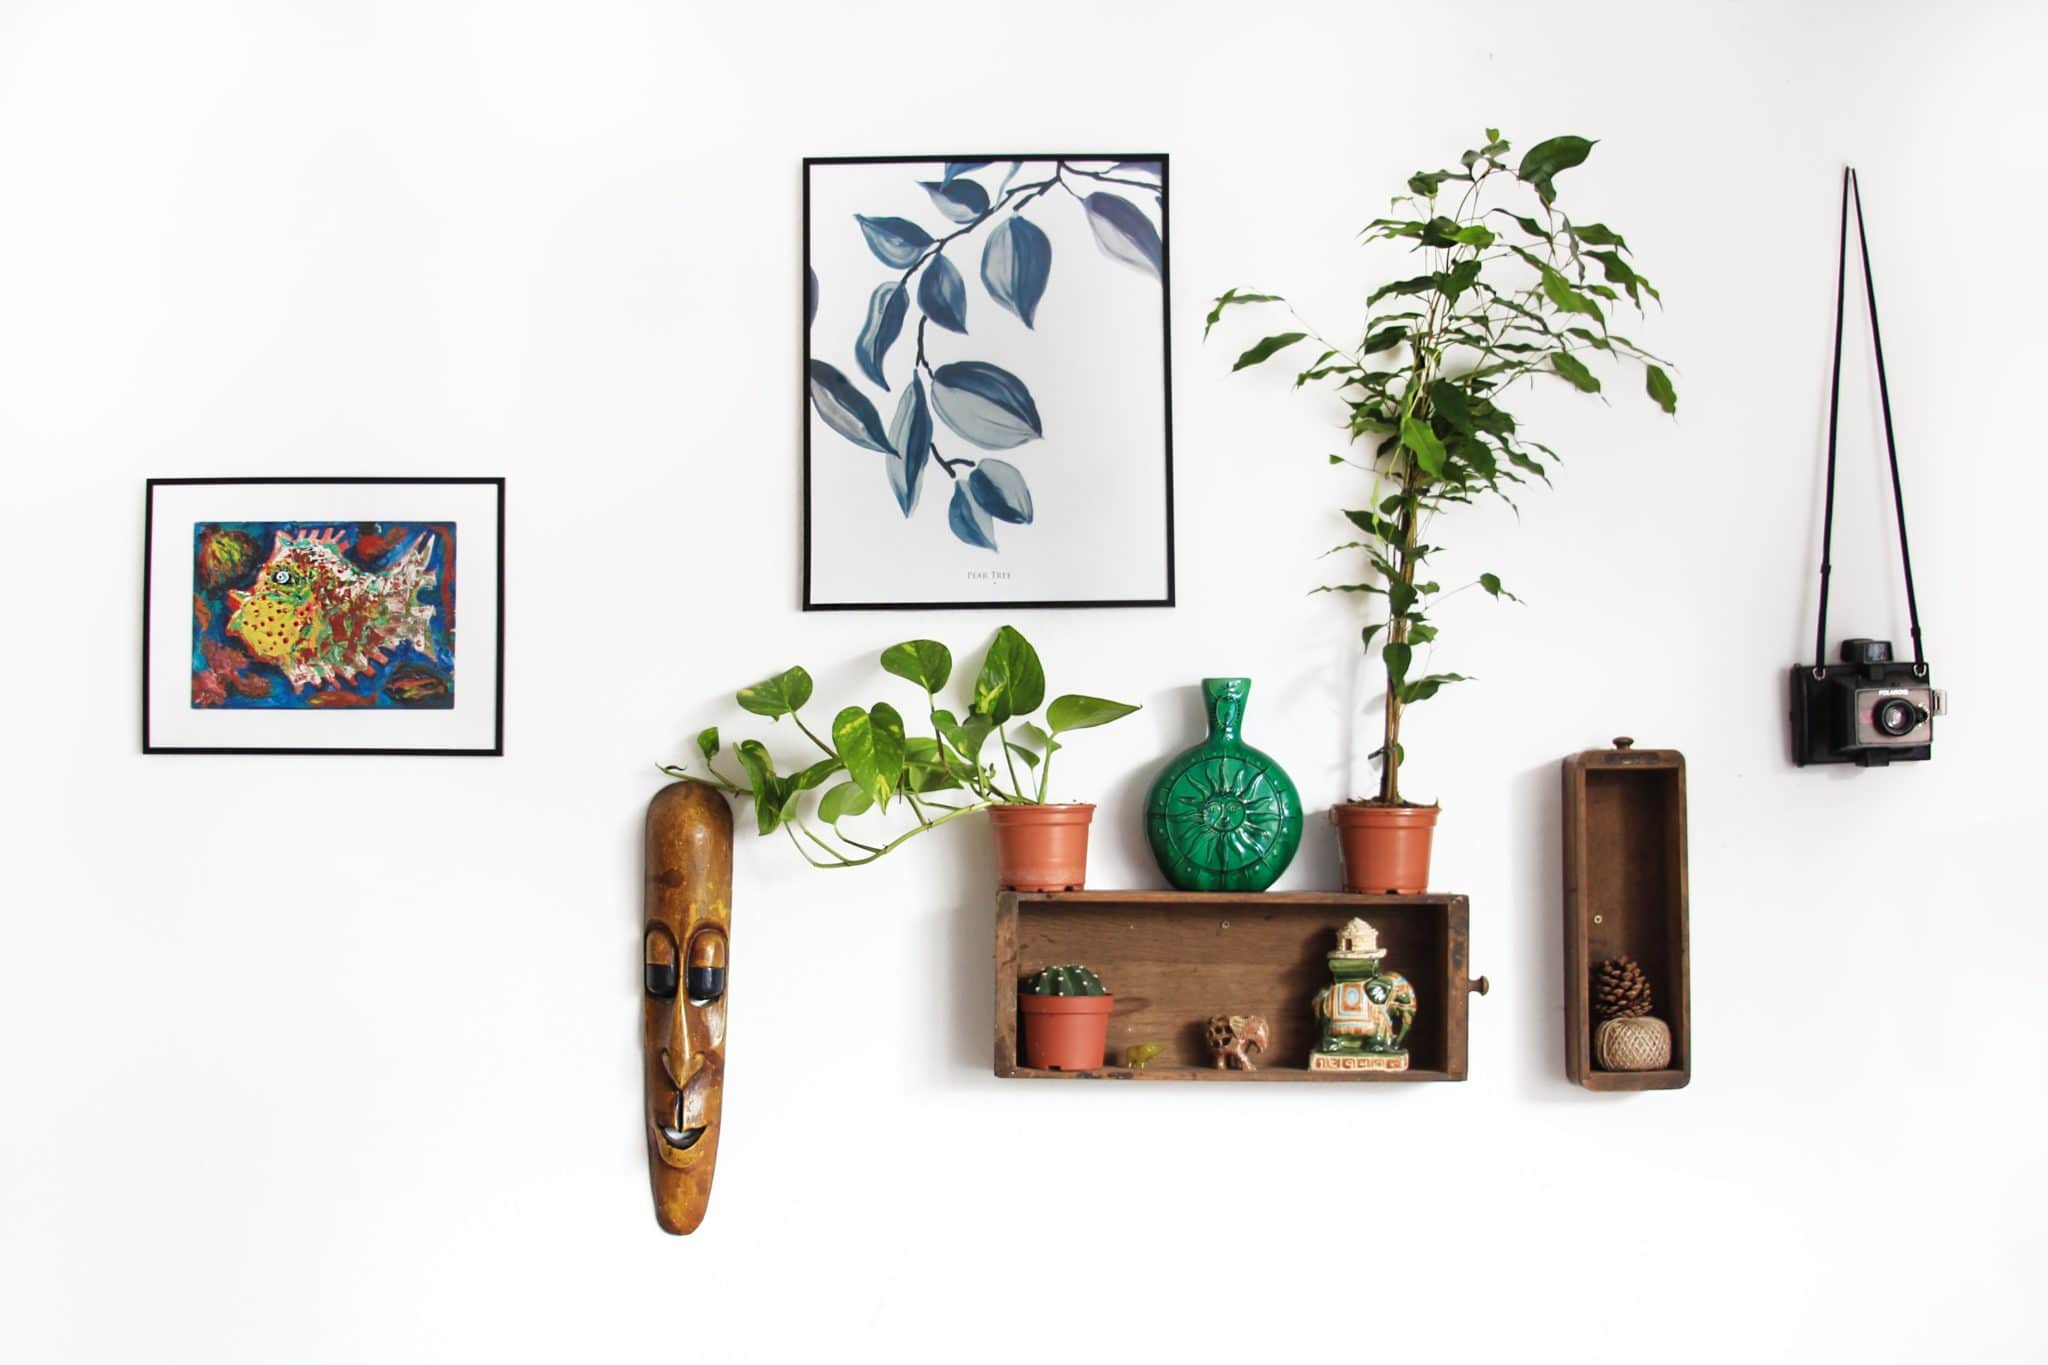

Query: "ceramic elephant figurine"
<box><xmin>1313</xmin><ymin>969</ymin><xmax>1416</xmax><ymax>1053</ymax></box>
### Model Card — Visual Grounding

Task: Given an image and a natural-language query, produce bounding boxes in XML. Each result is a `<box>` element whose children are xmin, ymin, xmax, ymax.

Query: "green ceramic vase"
<box><xmin>1144</xmin><ymin>678</ymin><xmax>1302</xmax><ymax>892</ymax></box>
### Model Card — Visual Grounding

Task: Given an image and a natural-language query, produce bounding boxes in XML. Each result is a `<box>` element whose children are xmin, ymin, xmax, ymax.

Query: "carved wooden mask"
<box><xmin>643</xmin><ymin>781</ymin><xmax>733</xmax><ymax>1235</ymax></box>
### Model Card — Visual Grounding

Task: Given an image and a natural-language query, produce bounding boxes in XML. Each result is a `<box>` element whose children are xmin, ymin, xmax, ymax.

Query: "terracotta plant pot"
<box><xmin>987</xmin><ymin>802</ymin><xmax>1095</xmax><ymax>891</ymax></box>
<box><xmin>1333</xmin><ymin>802</ymin><xmax>1440</xmax><ymax>894</ymax></box>
<box><xmin>1019</xmin><ymin>994</ymin><xmax>1116</xmax><ymax>1070</ymax></box>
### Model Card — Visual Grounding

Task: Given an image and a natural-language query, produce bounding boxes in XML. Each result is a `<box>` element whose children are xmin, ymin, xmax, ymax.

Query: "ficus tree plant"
<box><xmin>1210</xmin><ymin>130</ymin><xmax>1676</xmax><ymax>806</ymax></box>
<box><xmin>662</xmin><ymin>626</ymin><xmax>1139</xmax><ymax>867</ymax></box>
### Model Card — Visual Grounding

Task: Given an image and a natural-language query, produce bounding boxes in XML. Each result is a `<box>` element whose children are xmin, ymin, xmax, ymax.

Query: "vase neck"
<box><xmin>1202</xmin><ymin>677</ymin><xmax>1251</xmax><ymax>742</ymax></box>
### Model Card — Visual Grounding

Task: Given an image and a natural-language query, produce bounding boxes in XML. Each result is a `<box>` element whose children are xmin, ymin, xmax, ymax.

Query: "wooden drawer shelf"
<box><xmin>995</xmin><ymin>891</ymin><xmax>1487</xmax><ymax>1082</ymax></box>
<box><xmin>1562</xmin><ymin>741</ymin><xmax>1691</xmax><ymax>1091</ymax></box>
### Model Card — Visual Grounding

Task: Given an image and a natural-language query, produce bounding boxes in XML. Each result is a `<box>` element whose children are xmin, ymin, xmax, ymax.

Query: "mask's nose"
<box><xmin>645</xmin><ymin>927</ymin><xmax>702</xmax><ymax>1089</ymax></box>
<box><xmin>671</xmin><ymin>928</ymin><xmax>729</xmax><ymax>1082</ymax></box>
<box><xmin>645</xmin><ymin>924</ymin><xmax>726</xmax><ymax>1152</ymax></box>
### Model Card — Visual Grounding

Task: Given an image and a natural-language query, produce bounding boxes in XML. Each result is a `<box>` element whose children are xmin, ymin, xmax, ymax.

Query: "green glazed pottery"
<box><xmin>1144</xmin><ymin>678</ymin><xmax>1302</xmax><ymax>891</ymax></box>
<box><xmin>1309</xmin><ymin>917</ymin><xmax>1415</xmax><ymax>1072</ymax></box>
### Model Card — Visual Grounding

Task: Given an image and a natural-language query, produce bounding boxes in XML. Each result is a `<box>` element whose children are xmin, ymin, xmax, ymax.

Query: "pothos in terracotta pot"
<box><xmin>665</xmin><ymin>626</ymin><xmax>1138</xmax><ymax>890</ymax></box>
<box><xmin>1212</xmin><ymin>130</ymin><xmax>1677</xmax><ymax>893</ymax></box>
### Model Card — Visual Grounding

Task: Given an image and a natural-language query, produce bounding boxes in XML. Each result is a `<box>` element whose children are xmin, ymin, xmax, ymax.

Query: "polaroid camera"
<box><xmin>1792</xmin><ymin>168</ymin><xmax>1948</xmax><ymax>769</ymax></box>
<box><xmin>1791</xmin><ymin>639</ymin><xmax>1945</xmax><ymax>767</ymax></box>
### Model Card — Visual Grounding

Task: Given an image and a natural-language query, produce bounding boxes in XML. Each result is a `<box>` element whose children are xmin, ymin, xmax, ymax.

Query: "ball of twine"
<box><xmin>1596</xmin><ymin>1015</ymin><xmax>1672</xmax><ymax>1071</ymax></box>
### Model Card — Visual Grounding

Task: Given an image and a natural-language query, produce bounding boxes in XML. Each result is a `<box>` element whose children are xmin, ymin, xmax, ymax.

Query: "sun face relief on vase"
<box><xmin>1144</xmin><ymin>678</ymin><xmax>1302</xmax><ymax>892</ymax></box>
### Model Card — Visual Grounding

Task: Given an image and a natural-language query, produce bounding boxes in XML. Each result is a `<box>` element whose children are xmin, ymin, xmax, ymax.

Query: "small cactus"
<box><xmin>1022</xmin><ymin>963</ymin><xmax>1106</xmax><ymax>997</ymax></box>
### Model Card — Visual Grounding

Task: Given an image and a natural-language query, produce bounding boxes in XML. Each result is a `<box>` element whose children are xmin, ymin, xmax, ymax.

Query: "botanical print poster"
<box><xmin>190</xmin><ymin>522</ymin><xmax>456</xmax><ymax>708</ymax></box>
<box><xmin>804</xmin><ymin>156</ymin><xmax>1173</xmax><ymax>609</ymax></box>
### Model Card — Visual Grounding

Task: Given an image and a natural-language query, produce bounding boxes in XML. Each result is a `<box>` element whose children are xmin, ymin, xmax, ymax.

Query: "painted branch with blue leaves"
<box><xmin>807</xmin><ymin>159</ymin><xmax>1164</xmax><ymax>552</ymax></box>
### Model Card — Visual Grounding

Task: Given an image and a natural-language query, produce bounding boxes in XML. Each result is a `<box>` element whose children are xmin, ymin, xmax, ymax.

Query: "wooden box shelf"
<box><xmin>995</xmin><ymin>891</ymin><xmax>1487</xmax><ymax>1082</ymax></box>
<box><xmin>1562</xmin><ymin>740</ymin><xmax>1691</xmax><ymax>1091</ymax></box>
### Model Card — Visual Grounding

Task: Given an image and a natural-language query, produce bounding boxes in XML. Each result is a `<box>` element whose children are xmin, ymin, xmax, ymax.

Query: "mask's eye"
<box><xmin>273</xmin><ymin>569</ymin><xmax>292</xmax><ymax>585</ymax></box>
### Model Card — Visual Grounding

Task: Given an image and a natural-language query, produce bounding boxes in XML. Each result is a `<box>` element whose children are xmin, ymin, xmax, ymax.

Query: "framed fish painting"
<box><xmin>802</xmin><ymin>154</ymin><xmax>1175</xmax><ymax>610</ymax></box>
<box><xmin>142</xmin><ymin>477</ymin><xmax>505</xmax><ymax>755</ymax></box>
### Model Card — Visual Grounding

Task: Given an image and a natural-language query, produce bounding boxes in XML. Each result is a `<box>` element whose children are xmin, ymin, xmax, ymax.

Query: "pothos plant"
<box><xmin>663</xmin><ymin>626</ymin><xmax>1139</xmax><ymax>867</ymax></box>
<box><xmin>1210</xmin><ymin>130</ymin><xmax>1676</xmax><ymax>806</ymax></box>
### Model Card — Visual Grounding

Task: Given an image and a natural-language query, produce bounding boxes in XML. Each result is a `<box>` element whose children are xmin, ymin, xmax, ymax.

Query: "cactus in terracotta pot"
<box><xmin>1024</xmin><ymin>964</ymin><xmax>1106</xmax><ymax>997</ymax></box>
<box><xmin>1017</xmin><ymin>963</ymin><xmax>1114</xmax><ymax>1071</ymax></box>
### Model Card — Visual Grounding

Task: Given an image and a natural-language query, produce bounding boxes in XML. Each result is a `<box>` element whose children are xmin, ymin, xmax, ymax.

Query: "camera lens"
<box><xmin>1874</xmin><ymin>697</ymin><xmax>1922</xmax><ymax>738</ymax></box>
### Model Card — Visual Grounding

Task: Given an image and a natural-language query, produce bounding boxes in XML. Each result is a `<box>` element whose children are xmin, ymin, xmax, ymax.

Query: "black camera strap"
<box><xmin>1814</xmin><ymin>166</ymin><xmax>1925</xmax><ymax>673</ymax></box>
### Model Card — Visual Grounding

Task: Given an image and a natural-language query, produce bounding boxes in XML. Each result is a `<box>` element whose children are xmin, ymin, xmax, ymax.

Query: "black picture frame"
<box><xmin>142</xmin><ymin>476</ymin><xmax>506</xmax><ymax>756</ymax></box>
<box><xmin>801</xmin><ymin>153</ymin><xmax>1176</xmax><ymax>612</ymax></box>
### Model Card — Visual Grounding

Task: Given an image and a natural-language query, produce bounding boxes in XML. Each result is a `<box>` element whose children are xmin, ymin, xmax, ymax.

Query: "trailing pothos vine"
<box><xmin>1211</xmin><ymin>130</ymin><xmax>1676</xmax><ymax>806</ymax></box>
<box><xmin>663</xmin><ymin>626</ymin><xmax>1138</xmax><ymax>868</ymax></box>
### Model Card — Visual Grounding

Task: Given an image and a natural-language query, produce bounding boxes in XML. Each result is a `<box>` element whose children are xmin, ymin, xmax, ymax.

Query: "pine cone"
<box><xmin>1593</xmin><ymin>956</ymin><xmax>1653</xmax><ymax>1021</ymax></box>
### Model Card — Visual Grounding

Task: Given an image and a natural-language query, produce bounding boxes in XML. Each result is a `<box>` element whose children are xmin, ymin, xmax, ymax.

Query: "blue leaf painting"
<box><xmin>917</xmin><ymin>254</ymin><xmax>968</xmax><ymax>333</ymax></box>
<box><xmin>812</xmin><ymin>157</ymin><xmax>1169</xmax><ymax>566</ymax></box>
<box><xmin>980</xmin><ymin>216</ymin><xmax>1052</xmax><ymax>329</ymax></box>
<box><xmin>856</xmin><ymin>282</ymin><xmax>908</xmax><ymax>389</ymax></box>
<box><xmin>886</xmin><ymin>375</ymin><xmax>932</xmax><ymax>516</ymax></box>
<box><xmin>948</xmin><ymin>480</ymin><xmax>998</xmax><ymax>551</ymax></box>
<box><xmin>921</xmin><ymin>179</ymin><xmax>989</xmax><ymax>224</ymax></box>
<box><xmin>930</xmin><ymin>361</ymin><xmax>1043</xmax><ymax>450</ymax></box>
<box><xmin>808</xmin><ymin>360</ymin><xmax>892</xmax><ymax>453</ymax></box>
<box><xmin>968</xmin><ymin>458</ymin><xmax>1034</xmax><ymax>524</ymax></box>
<box><xmin>1082</xmin><ymin>192</ymin><xmax>1163</xmax><ymax>280</ymax></box>
<box><xmin>855</xmin><ymin>214</ymin><xmax>934</xmax><ymax>268</ymax></box>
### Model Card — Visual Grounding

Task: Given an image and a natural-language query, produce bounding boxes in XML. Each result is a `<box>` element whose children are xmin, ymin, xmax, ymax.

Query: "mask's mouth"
<box><xmin>650</xmin><ymin>1053</ymin><xmax>717</xmax><ymax>1164</ymax></box>
<box><xmin>658</xmin><ymin>1120</ymin><xmax>706</xmax><ymax>1151</ymax></box>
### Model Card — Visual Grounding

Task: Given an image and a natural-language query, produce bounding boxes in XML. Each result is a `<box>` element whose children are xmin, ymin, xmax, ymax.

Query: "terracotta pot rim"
<box><xmin>987</xmin><ymin>802</ymin><xmax>1096</xmax><ymax>823</ymax></box>
<box><xmin>1333</xmin><ymin>802</ymin><xmax>1441</xmax><ymax>824</ymax></box>
<box><xmin>1018</xmin><ymin>993</ymin><xmax>1115</xmax><ymax>1014</ymax></box>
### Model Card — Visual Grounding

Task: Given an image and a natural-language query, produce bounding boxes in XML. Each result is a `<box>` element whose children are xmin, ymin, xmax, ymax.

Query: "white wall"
<box><xmin>3</xmin><ymin>2</ymin><xmax>2043</xmax><ymax>1360</ymax></box>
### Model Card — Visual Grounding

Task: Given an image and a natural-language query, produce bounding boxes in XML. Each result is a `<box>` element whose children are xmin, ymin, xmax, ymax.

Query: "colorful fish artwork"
<box><xmin>190</xmin><ymin>521</ymin><xmax>456</xmax><ymax>708</ymax></box>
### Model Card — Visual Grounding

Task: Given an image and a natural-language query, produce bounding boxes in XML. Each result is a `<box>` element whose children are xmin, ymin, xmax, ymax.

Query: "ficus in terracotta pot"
<box><xmin>666</xmin><ymin>625</ymin><xmax>1138</xmax><ymax>890</ymax></box>
<box><xmin>1018</xmin><ymin>964</ymin><xmax>1114</xmax><ymax>1071</ymax></box>
<box><xmin>1211</xmin><ymin>130</ymin><xmax>1677</xmax><ymax>893</ymax></box>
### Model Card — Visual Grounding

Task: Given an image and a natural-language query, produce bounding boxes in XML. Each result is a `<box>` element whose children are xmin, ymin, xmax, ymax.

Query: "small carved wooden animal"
<box><xmin>1204</xmin><ymin>1013</ymin><xmax>1270</xmax><ymax>1070</ymax></box>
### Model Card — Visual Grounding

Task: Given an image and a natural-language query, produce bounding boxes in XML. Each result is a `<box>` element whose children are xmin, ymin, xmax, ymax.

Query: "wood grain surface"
<box><xmin>1562</xmin><ymin>743</ymin><xmax>1691</xmax><ymax>1091</ymax></box>
<box><xmin>995</xmin><ymin>891</ymin><xmax>1486</xmax><ymax>1083</ymax></box>
<box><xmin>643</xmin><ymin>780</ymin><xmax>734</xmax><ymax>1233</ymax></box>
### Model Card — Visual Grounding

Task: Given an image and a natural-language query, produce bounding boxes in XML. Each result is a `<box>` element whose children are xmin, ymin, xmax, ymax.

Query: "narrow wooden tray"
<box><xmin>995</xmin><ymin>891</ymin><xmax>1487</xmax><ymax>1082</ymax></box>
<box><xmin>1562</xmin><ymin>740</ymin><xmax>1691</xmax><ymax>1091</ymax></box>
